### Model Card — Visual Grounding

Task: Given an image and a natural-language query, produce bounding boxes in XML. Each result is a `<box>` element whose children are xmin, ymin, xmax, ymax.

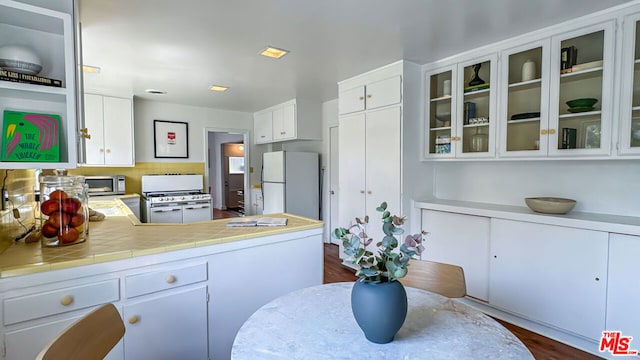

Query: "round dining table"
<box><xmin>231</xmin><ymin>282</ymin><xmax>534</xmax><ymax>359</ymax></box>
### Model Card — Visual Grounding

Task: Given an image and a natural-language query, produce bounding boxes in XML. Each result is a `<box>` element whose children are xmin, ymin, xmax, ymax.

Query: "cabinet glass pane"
<box><xmin>428</xmin><ymin>71</ymin><xmax>452</xmax><ymax>154</ymax></box>
<box><xmin>506</xmin><ymin>47</ymin><xmax>543</xmax><ymax>152</ymax></box>
<box><xmin>557</xmin><ymin>30</ymin><xmax>604</xmax><ymax>150</ymax></box>
<box><xmin>462</xmin><ymin>61</ymin><xmax>491</xmax><ymax>153</ymax></box>
<box><xmin>632</xmin><ymin>22</ymin><xmax>640</xmax><ymax>148</ymax></box>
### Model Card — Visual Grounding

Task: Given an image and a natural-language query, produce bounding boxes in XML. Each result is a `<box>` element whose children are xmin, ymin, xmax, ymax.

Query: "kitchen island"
<box><xmin>0</xmin><ymin>198</ymin><xmax>324</xmax><ymax>360</ymax></box>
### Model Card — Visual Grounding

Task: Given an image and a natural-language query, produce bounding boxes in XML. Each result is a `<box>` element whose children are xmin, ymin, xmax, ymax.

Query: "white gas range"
<box><xmin>140</xmin><ymin>174</ymin><xmax>212</xmax><ymax>224</ymax></box>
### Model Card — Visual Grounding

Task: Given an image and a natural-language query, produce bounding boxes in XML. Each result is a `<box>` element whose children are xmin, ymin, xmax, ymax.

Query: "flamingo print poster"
<box><xmin>1</xmin><ymin>110</ymin><xmax>60</xmax><ymax>162</ymax></box>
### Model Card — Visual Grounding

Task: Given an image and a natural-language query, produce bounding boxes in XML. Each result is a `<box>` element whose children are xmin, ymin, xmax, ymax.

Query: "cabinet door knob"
<box><xmin>367</xmin><ymin>190</ymin><xmax>372</xmax><ymax>194</ymax></box>
<box><xmin>548</xmin><ymin>128</ymin><xmax>556</xmax><ymax>135</ymax></box>
<box><xmin>280</xmin><ymin>131</ymin><xmax>286</xmax><ymax>135</ymax></box>
<box><xmin>540</xmin><ymin>129</ymin><xmax>548</xmax><ymax>135</ymax></box>
<box><xmin>367</xmin><ymin>94</ymin><xmax>372</xmax><ymax>99</ymax></box>
<box><xmin>595</xmin><ymin>277</ymin><xmax>600</xmax><ymax>281</ymax></box>
<box><xmin>106</xmin><ymin>149</ymin><xmax>111</xmax><ymax>153</ymax></box>
<box><xmin>166</xmin><ymin>275</ymin><xmax>177</xmax><ymax>284</ymax></box>
<box><xmin>358</xmin><ymin>96</ymin><xmax>364</xmax><ymax>101</ymax></box>
<box><xmin>128</xmin><ymin>316</ymin><xmax>139</xmax><ymax>324</ymax></box>
<box><xmin>359</xmin><ymin>190</ymin><xmax>365</xmax><ymax>194</ymax></box>
<box><xmin>60</xmin><ymin>295</ymin><xmax>73</xmax><ymax>306</ymax></box>
<box><xmin>260</xmin><ymin>135</ymin><xmax>266</xmax><ymax>138</ymax></box>
<box><xmin>99</xmin><ymin>149</ymin><xmax>104</xmax><ymax>153</ymax></box>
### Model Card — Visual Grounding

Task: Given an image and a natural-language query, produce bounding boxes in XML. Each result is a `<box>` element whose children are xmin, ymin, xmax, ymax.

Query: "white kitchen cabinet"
<box><xmin>490</xmin><ymin>218</ymin><xmax>608</xmax><ymax>340</ymax></box>
<box><xmin>272</xmin><ymin>102</ymin><xmax>296</xmax><ymax>141</ymax></box>
<box><xmin>254</xmin><ymin>110</ymin><xmax>273</xmax><ymax>143</ymax></box>
<box><xmin>339</xmin><ymin>107</ymin><xmax>400</xmax><ymax>251</ymax></box>
<box><xmin>420</xmin><ymin>210</ymin><xmax>490</xmax><ymax>301</ymax></box>
<box><xmin>2</xmin><ymin>278</ymin><xmax>121</xmax><ymax>360</ymax></box>
<box><xmin>253</xmin><ymin>98</ymin><xmax>320</xmax><ymax>144</ymax></box>
<box><xmin>338</xmin><ymin>75</ymin><xmax>401</xmax><ymax>115</ymax></box>
<box><xmin>123</xmin><ymin>286</ymin><xmax>208</xmax><ymax>360</ymax></box>
<box><xmin>337</xmin><ymin>61</ymin><xmax>420</xmax><ymax>258</ymax></box>
<box><xmin>548</xmin><ymin>21</ymin><xmax>615</xmax><ymax>157</ymax></box>
<box><xmin>606</xmin><ymin>234</ymin><xmax>640</xmax><ymax>338</ymax></box>
<box><xmin>83</xmin><ymin>94</ymin><xmax>134</xmax><ymax>166</ymax></box>
<box><xmin>0</xmin><ymin>0</ymin><xmax>79</xmax><ymax>169</ymax></box>
<box><xmin>423</xmin><ymin>54</ymin><xmax>498</xmax><ymax>159</ymax></box>
<box><xmin>498</xmin><ymin>39</ymin><xmax>551</xmax><ymax>157</ymax></box>
<box><xmin>619</xmin><ymin>12</ymin><xmax>640</xmax><ymax>155</ymax></box>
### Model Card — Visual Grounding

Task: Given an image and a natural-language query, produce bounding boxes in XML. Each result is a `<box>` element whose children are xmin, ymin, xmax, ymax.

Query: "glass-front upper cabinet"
<box><xmin>548</xmin><ymin>22</ymin><xmax>614</xmax><ymax>157</ymax></box>
<box><xmin>620</xmin><ymin>13</ymin><xmax>640</xmax><ymax>155</ymax></box>
<box><xmin>425</xmin><ymin>66</ymin><xmax>456</xmax><ymax>158</ymax></box>
<box><xmin>0</xmin><ymin>0</ymin><xmax>79</xmax><ymax>169</ymax></box>
<box><xmin>457</xmin><ymin>55</ymin><xmax>497</xmax><ymax>158</ymax></box>
<box><xmin>499</xmin><ymin>40</ymin><xmax>550</xmax><ymax>157</ymax></box>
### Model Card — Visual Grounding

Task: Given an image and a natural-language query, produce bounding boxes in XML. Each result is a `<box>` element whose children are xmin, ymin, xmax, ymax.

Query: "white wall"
<box><xmin>429</xmin><ymin>160</ymin><xmax>640</xmax><ymax>217</ymax></box>
<box><xmin>133</xmin><ymin>99</ymin><xmax>262</xmax><ymax>185</ymax></box>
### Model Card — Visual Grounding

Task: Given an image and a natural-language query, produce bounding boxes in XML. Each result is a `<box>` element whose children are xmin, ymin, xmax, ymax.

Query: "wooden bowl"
<box><xmin>525</xmin><ymin>197</ymin><xmax>576</xmax><ymax>214</ymax></box>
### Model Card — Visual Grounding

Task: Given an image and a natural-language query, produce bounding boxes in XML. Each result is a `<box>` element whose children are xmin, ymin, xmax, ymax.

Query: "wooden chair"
<box><xmin>36</xmin><ymin>303</ymin><xmax>125</xmax><ymax>360</ymax></box>
<box><xmin>400</xmin><ymin>260</ymin><xmax>467</xmax><ymax>298</ymax></box>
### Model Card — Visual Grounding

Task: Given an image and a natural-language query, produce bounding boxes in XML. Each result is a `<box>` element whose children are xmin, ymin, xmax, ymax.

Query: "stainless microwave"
<box><xmin>85</xmin><ymin>175</ymin><xmax>126</xmax><ymax>196</ymax></box>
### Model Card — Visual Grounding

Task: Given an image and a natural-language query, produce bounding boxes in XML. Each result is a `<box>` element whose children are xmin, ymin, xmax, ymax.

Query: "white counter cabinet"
<box><xmin>420</xmin><ymin>210</ymin><xmax>490</xmax><ymax>301</ymax></box>
<box><xmin>0</xmin><ymin>225</ymin><xmax>323</xmax><ymax>360</ymax></box>
<box><xmin>490</xmin><ymin>218</ymin><xmax>608</xmax><ymax>340</ymax></box>
<box><xmin>606</xmin><ymin>233</ymin><xmax>640</xmax><ymax>339</ymax></box>
<box><xmin>416</xmin><ymin>199</ymin><xmax>640</xmax><ymax>357</ymax></box>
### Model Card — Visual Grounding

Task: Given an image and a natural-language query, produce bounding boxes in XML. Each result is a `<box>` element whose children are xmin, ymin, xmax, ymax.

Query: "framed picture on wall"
<box><xmin>153</xmin><ymin>120</ymin><xmax>189</xmax><ymax>158</ymax></box>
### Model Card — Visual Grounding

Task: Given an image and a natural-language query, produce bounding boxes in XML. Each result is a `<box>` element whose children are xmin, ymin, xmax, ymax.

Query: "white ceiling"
<box><xmin>79</xmin><ymin>0</ymin><xmax>633</xmax><ymax>113</ymax></box>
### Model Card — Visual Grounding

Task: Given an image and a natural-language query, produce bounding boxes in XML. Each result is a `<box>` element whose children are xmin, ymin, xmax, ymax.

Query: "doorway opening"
<box><xmin>205</xmin><ymin>129</ymin><xmax>249</xmax><ymax>220</ymax></box>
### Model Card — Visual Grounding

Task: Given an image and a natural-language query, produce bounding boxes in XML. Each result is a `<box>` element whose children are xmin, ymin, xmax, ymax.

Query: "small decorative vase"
<box><xmin>521</xmin><ymin>59</ymin><xmax>536</xmax><ymax>81</ymax></box>
<box><xmin>350</xmin><ymin>279</ymin><xmax>407</xmax><ymax>344</ymax></box>
<box><xmin>468</xmin><ymin>63</ymin><xmax>485</xmax><ymax>86</ymax></box>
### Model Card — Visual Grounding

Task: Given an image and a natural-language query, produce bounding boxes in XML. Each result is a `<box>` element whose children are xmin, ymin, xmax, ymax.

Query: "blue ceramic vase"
<box><xmin>350</xmin><ymin>279</ymin><xmax>408</xmax><ymax>344</ymax></box>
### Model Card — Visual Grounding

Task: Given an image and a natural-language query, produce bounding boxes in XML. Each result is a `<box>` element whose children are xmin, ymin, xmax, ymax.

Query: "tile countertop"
<box><xmin>0</xmin><ymin>198</ymin><xmax>323</xmax><ymax>278</ymax></box>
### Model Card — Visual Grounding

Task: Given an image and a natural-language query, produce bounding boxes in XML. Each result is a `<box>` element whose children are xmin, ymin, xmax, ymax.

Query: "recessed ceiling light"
<box><xmin>260</xmin><ymin>46</ymin><xmax>289</xmax><ymax>59</ymax></box>
<box><xmin>145</xmin><ymin>89</ymin><xmax>167</xmax><ymax>95</ymax></box>
<box><xmin>210</xmin><ymin>85</ymin><xmax>229</xmax><ymax>92</ymax></box>
<box><xmin>82</xmin><ymin>65</ymin><xmax>101</xmax><ymax>73</ymax></box>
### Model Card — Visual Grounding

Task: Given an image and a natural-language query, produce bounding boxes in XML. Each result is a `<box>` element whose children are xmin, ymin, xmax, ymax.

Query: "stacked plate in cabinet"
<box><xmin>566</xmin><ymin>98</ymin><xmax>598</xmax><ymax>113</ymax></box>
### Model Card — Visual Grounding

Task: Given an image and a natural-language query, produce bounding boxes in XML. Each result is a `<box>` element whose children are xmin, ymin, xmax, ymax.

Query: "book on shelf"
<box><xmin>561</xmin><ymin>128</ymin><xmax>577</xmax><ymax>149</ymax></box>
<box><xmin>227</xmin><ymin>217</ymin><xmax>288</xmax><ymax>227</ymax></box>
<box><xmin>463</xmin><ymin>83</ymin><xmax>489</xmax><ymax>93</ymax></box>
<box><xmin>0</xmin><ymin>69</ymin><xmax>62</xmax><ymax>88</ymax></box>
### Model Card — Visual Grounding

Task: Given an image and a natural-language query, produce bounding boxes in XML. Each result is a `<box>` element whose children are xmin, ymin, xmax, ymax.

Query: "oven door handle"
<box><xmin>151</xmin><ymin>208</ymin><xmax>181</xmax><ymax>212</ymax></box>
<box><xmin>184</xmin><ymin>204</ymin><xmax>211</xmax><ymax>210</ymax></box>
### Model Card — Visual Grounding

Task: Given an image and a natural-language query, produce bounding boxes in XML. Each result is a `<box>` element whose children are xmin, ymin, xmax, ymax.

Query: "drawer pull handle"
<box><xmin>128</xmin><ymin>316</ymin><xmax>139</xmax><ymax>324</ymax></box>
<box><xmin>166</xmin><ymin>275</ymin><xmax>177</xmax><ymax>284</ymax></box>
<box><xmin>60</xmin><ymin>296</ymin><xmax>73</xmax><ymax>306</ymax></box>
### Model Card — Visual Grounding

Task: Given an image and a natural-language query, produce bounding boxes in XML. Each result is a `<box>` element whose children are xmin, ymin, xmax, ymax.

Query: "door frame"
<box><xmin>204</xmin><ymin>127</ymin><xmax>250</xmax><ymax>214</ymax></box>
<box><xmin>329</xmin><ymin>125</ymin><xmax>340</xmax><ymax>244</ymax></box>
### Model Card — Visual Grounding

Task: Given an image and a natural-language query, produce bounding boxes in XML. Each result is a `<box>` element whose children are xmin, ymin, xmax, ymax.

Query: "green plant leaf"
<box><xmin>382</xmin><ymin>222</ymin><xmax>394</xmax><ymax>235</ymax></box>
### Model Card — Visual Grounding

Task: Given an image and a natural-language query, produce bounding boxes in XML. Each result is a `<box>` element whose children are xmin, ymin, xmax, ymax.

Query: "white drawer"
<box><xmin>125</xmin><ymin>262</ymin><xmax>207</xmax><ymax>298</ymax></box>
<box><xmin>3</xmin><ymin>279</ymin><xmax>120</xmax><ymax>325</ymax></box>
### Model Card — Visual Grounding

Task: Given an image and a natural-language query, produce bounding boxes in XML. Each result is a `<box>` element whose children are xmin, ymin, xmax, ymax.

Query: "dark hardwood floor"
<box><xmin>323</xmin><ymin>243</ymin><xmax>603</xmax><ymax>360</ymax></box>
<box><xmin>212</xmin><ymin>208</ymin><xmax>243</xmax><ymax>219</ymax></box>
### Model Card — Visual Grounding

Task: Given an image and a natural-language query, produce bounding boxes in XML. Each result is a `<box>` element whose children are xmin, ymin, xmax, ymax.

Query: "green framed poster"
<box><xmin>1</xmin><ymin>110</ymin><xmax>60</xmax><ymax>162</ymax></box>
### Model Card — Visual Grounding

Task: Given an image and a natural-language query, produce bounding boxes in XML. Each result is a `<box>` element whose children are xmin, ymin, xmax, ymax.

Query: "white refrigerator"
<box><xmin>262</xmin><ymin>151</ymin><xmax>319</xmax><ymax>219</ymax></box>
